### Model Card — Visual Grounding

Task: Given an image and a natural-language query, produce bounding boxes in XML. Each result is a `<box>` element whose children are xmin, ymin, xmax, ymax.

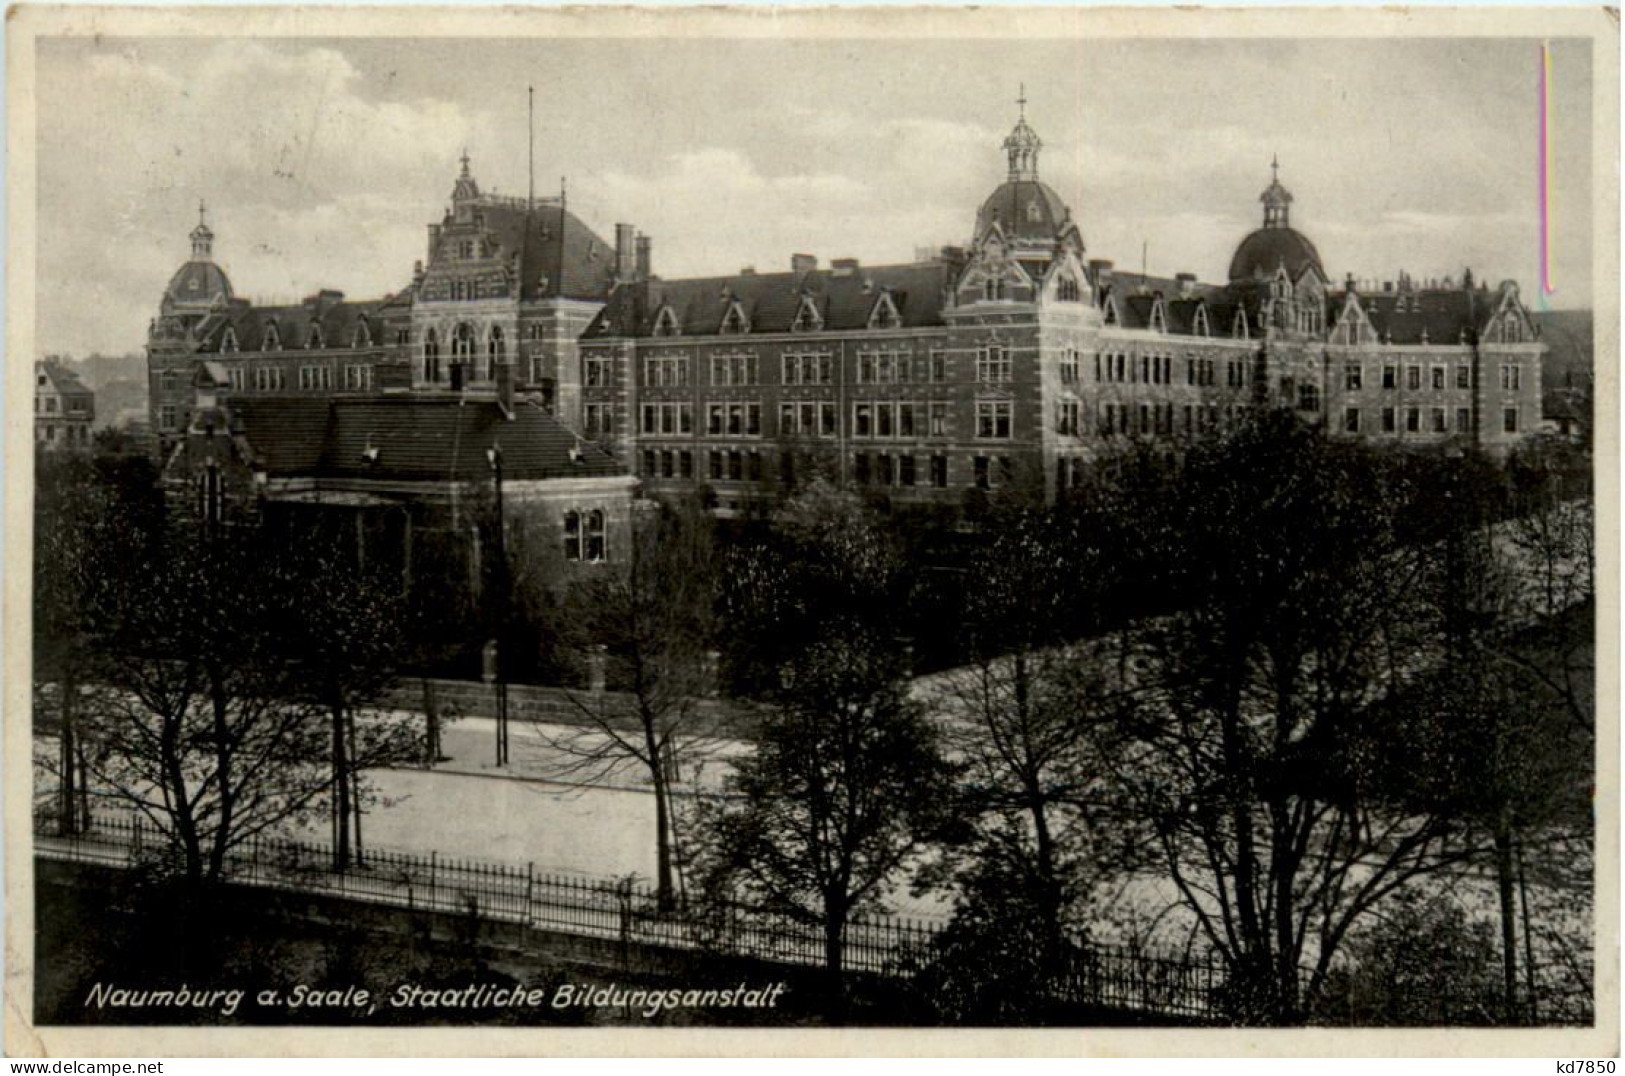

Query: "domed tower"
<box><xmin>1228</xmin><ymin>157</ymin><xmax>1324</xmax><ymax>283</ymax></box>
<box><xmin>974</xmin><ymin>88</ymin><xmax>1075</xmax><ymax>245</ymax></box>
<box><xmin>160</xmin><ymin>201</ymin><xmax>234</xmax><ymax>318</ymax></box>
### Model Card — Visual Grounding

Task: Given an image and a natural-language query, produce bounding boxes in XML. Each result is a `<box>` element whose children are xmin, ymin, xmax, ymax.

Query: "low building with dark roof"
<box><xmin>169</xmin><ymin>381</ymin><xmax>637</xmax><ymax>599</ymax></box>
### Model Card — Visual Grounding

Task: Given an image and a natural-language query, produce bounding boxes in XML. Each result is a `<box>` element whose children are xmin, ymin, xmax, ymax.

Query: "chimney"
<box><xmin>496</xmin><ymin>361</ymin><xmax>515</xmax><ymax>419</ymax></box>
<box><xmin>635</xmin><ymin>234</ymin><xmax>651</xmax><ymax>280</ymax></box>
<box><xmin>413</xmin><ymin>260</ymin><xmax>425</xmax><ymax>286</ymax></box>
<box><xmin>615</xmin><ymin>223</ymin><xmax>636</xmax><ymax>280</ymax></box>
<box><xmin>1345</xmin><ymin>272</ymin><xmax>1357</xmax><ymax>292</ymax></box>
<box><xmin>1175</xmin><ymin>272</ymin><xmax>1196</xmax><ymax>298</ymax></box>
<box><xmin>831</xmin><ymin>258</ymin><xmax>859</xmax><ymax>278</ymax></box>
<box><xmin>1382</xmin><ymin>281</ymin><xmax>1393</xmax><ymax>293</ymax></box>
<box><xmin>1089</xmin><ymin>259</ymin><xmax>1114</xmax><ymax>281</ymax></box>
<box><xmin>792</xmin><ymin>253</ymin><xmax>818</xmax><ymax>279</ymax></box>
<box><xmin>428</xmin><ymin>223</ymin><xmax>441</xmax><ymax>262</ymax></box>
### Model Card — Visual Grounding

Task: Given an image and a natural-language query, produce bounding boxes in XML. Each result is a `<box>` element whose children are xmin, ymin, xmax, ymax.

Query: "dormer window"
<box><xmin>653</xmin><ymin>306</ymin><xmax>681</xmax><ymax>338</ymax></box>
<box><xmin>222</xmin><ymin>327</ymin><xmax>239</xmax><ymax>353</ymax></box>
<box><xmin>307</xmin><ymin>324</ymin><xmax>324</xmax><ymax>349</ymax></box>
<box><xmin>1102</xmin><ymin>295</ymin><xmax>1119</xmax><ymax>326</ymax></box>
<box><xmin>1149</xmin><ymin>298</ymin><xmax>1168</xmax><ymax>335</ymax></box>
<box><xmin>264</xmin><ymin>321</ymin><xmax>281</xmax><ymax>351</ymax></box>
<box><xmin>792</xmin><ymin>296</ymin><xmax>823</xmax><ymax>333</ymax></box>
<box><xmin>1232</xmin><ymin>309</ymin><xmax>1250</xmax><ymax>340</ymax></box>
<box><xmin>353</xmin><ymin>321</ymin><xmax>371</xmax><ymax>348</ymax></box>
<box><xmin>1192</xmin><ymin>305</ymin><xmax>1210</xmax><ymax>337</ymax></box>
<box><xmin>1056</xmin><ymin>276</ymin><xmax>1080</xmax><ymax>303</ymax></box>
<box><xmin>720</xmin><ymin>301</ymin><xmax>749</xmax><ymax>336</ymax></box>
<box><xmin>868</xmin><ymin>292</ymin><xmax>901</xmax><ymax>331</ymax></box>
<box><xmin>983</xmin><ymin>276</ymin><xmax>1006</xmax><ymax>302</ymax></box>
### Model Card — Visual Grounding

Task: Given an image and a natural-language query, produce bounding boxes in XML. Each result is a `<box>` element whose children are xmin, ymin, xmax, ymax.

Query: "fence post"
<box><xmin>525</xmin><ymin>862</ymin><xmax>534</xmax><ymax>928</ymax></box>
<box><xmin>430</xmin><ymin>850</ymin><xmax>437</xmax><ymax>912</ymax></box>
<box><xmin>132</xmin><ymin>814</ymin><xmax>142</xmax><ymax>859</ymax></box>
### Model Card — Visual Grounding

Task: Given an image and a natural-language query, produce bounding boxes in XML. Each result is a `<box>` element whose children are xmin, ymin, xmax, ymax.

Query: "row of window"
<box><xmin>211</xmin><ymin>365</ymin><xmax>375</xmax><ymax>392</ymax></box>
<box><xmin>37</xmin><ymin>423</ymin><xmax>91</xmax><ymax>444</ymax></box>
<box><xmin>1095</xmin><ymin>352</ymin><xmax>1249</xmax><ymax>389</ymax></box>
<box><xmin>33</xmin><ymin>396</ymin><xmax>89</xmax><ymax>414</ymax></box>
<box><xmin>593</xmin><ymin>345</ymin><xmax>1022</xmax><ymax>389</ymax></box>
<box><xmin>1341</xmin><ymin>406</ymin><xmax>1520</xmax><ymax>435</ymax></box>
<box><xmin>627</xmin><ymin>399</ymin><xmax>997</xmax><ymax>441</ymax></box>
<box><xmin>1352</xmin><ymin>362</ymin><xmax>1522</xmax><ymax>392</ymax></box>
<box><xmin>638</xmin><ymin>446</ymin><xmax>1001</xmax><ymax>492</ymax></box>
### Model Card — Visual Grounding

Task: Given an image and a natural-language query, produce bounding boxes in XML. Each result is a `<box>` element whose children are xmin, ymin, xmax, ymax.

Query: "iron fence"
<box><xmin>39</xmin><ymin>813</ymin><xmax>1588</xmax><ymax>1023</ymax></box>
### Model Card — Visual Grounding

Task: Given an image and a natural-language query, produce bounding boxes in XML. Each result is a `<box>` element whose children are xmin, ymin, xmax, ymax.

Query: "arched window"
<box><xmin>983</xmin><ymin>277</ymin><xmax>1005</xmax><ymax>302</ymax></box>
<box><xmin>563</xmin><ymin>510</ymin><xmax>582</xmax><ymax>561</ymax></box>
<box><xmin>353</xmin><ymin>321</ymin><xmax>372</xmax><ymax>348</ymax></box>
<box><xmin>720</xmin><ymin>302</ymin><xmax>749</xmax><ymax>335</ymax></box>
<box><xmin>487</xmin><ymin>325</ymin><xmax>505</xmax><ymax>377</ymax></box>
<box><xmin>263</xmin><ymin>321</ymin><xmax>281</xmax><ymax>351</ymax></box>
<box><xmin>586</xmin><ymin>510</ymin><xmax>606</xmax><ymax>562</ymax></box>
<box><xmin>423</xmin><ymin>327</ymin><xmax>441</xmax><ymax>383</ymax></box>
<box><xmin>221</xmin><ymin>327</ymin><xmax>238</xmax><ymax>353</ymax></box>
<box><xmin>1056</xmin><ymin>276</ymin><xmax>1080</xmax><ymax>303</ymax></box>
<box><xmin>307</xmin><ymin>324</ymin><xmax>324</xmax><ymax>349</ymax></box>
<box><xmin>653</xmin><ymin>307</ymin><xmax>681</xmax><ymax>337</ymax></box>
<box><xmin>453</xmin><ymin>322</ymin><xmax>477</xmax><ymax>377</ymax></box>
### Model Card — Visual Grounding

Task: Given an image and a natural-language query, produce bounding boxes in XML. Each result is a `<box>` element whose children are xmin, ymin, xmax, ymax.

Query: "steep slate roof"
<box><xmin>1339</xmin><ymin>287</ymin><xmax>1489</xmax><ymax>346</ymax></box>
<box><xmin>229</xmin><ymin>396</ymin><xmax>623</xmax><ymax>483</ymax></box>
<box><xmin>199</xmin><ymin>297</ymin><xmax>389</xmax><ymax>353</ymax></box>
<box><xmin>438</xmin><ymin>200</ymin><xmax>617</xmax><ymax>304</ymax></box>
<box><xmin>586</xmin><ymin>261</ymin><xmax>953</xmax><ymax>339</ymax></box>
<box><xmin>38</xmin><ymin>363</ymin><xmax>92</xmax><ymax>396</ymax></box>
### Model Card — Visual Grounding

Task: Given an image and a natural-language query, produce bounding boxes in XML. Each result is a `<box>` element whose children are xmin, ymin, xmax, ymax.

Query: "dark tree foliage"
<box><xmin>33</xmin><ymin>452</ymin><xmax>165</xmax><ymax>835</ymax></box>
<box><xmin>1313</xmin><ymin>892</ymin><xmax>1506</xmax><ymax>1026</ymax></box>
<box><xmin>691</xmin><ymin>627</ymin><xmax>961</xmax><ymax>1011</ymax></box>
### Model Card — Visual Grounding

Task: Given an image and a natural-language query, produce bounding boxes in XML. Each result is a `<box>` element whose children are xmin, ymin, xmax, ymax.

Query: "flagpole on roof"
<box><xmin>528</xmin><ymin>85</ymin><xmax>535</xmax><ymax>214</ymax></box>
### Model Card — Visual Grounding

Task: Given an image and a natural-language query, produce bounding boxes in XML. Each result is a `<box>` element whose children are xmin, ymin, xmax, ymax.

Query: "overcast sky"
<box><xmin>35</xmin><ymin>34</ymin><xmax>1593</xmax><ymax>357</ymax></box>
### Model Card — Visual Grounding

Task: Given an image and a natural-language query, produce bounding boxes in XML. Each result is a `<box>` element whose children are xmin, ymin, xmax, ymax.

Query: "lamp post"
<box><xmin>486</xmin><ymin>443</ymin><xmax>509</xmax><ymax>767</ymax></box>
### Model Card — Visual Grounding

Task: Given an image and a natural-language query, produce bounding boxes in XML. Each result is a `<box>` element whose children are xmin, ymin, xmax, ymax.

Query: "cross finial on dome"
<box><xmin>460</xmin><ymin>148</ymin><xmax>471</xmax><ymax>178</ymax></box>
<box><xmin>190</xmin><ymin>199</ymin><xmax>215</xmax><ymax>259</ymax></box>
<box><xmin>1002</xmin><ymin>92</ymin><xmax>1042</xmax><ymax>182</ymax></box>
<box><xmin>1260</xmin><ymin>156</ymin><xmax>1293</xmax><ymax>228</ymax></box>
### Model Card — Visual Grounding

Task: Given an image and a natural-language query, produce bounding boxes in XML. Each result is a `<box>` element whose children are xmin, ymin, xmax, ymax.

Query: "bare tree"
<box><xmin>533</xmin><ymin>495</ymin><xmax>725</xmax><ymax>911</ymax></box>
<box><xmin>1119</xmin><ymin>414</ymin><xmax>1481</xmax><ymax>1024</ymax></box>
<box><xmin>81</xmin><ymin>529</ymin><xmax>333</xmax><ymax>887</ymax></box>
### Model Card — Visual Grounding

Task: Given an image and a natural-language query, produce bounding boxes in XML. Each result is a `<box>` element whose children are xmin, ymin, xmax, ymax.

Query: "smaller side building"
<box><xmin>35</xmin><ymin>361</ymin><xmax>96</xmax><ymax>454</ymax></box>
<box><xmin>167</xmin><ymin>369</ymin><xmax>637</xmax><ymax>604</ymax></box>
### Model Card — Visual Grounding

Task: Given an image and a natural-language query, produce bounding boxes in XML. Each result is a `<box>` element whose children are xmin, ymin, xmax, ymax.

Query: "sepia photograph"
<box><xmin>4</xmin><ymin>5</ymin><xmax>1617</xmax><ymax>1058</ymax></box>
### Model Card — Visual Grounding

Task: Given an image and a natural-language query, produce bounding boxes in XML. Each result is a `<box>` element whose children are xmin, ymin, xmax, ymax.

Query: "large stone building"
<box><xmin>579</xmin><ymin>107</ymin><xmax>1546</xmax><ymax>508</ymax></box>
<box><xmin>146</xmin><ymin>104</ymin><xmax>1546</xmax><ymax>518</ymax></box>
<box><xmin>145</xmin><ymin>158</ymin><xmax>643</xmax><ymax>459</ymax></box>
<box><xmin>146</xmin><ymin>163</ymin><xmax>641</xmax><ymax>571</ymax></box>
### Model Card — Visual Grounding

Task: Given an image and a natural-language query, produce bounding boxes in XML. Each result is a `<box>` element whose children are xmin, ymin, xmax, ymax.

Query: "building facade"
<box><xmin>146</xmin><ymin>108</ymin><xmax>1546</xmax><ymax>515</ymax></box>
<box><xmin>145</xmin><ymin>160</ymin><xmax>647</xmax><ymax>461</ymax></box>
<box><xmin>579</xmin><ymin>109</ymin><xmax>1546</xmax><ymax>508</ymax></box>
<box><xmin>35</xmin><ymin>361</ymin><xmax>95</xmax><ymax>454</ymax></box>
